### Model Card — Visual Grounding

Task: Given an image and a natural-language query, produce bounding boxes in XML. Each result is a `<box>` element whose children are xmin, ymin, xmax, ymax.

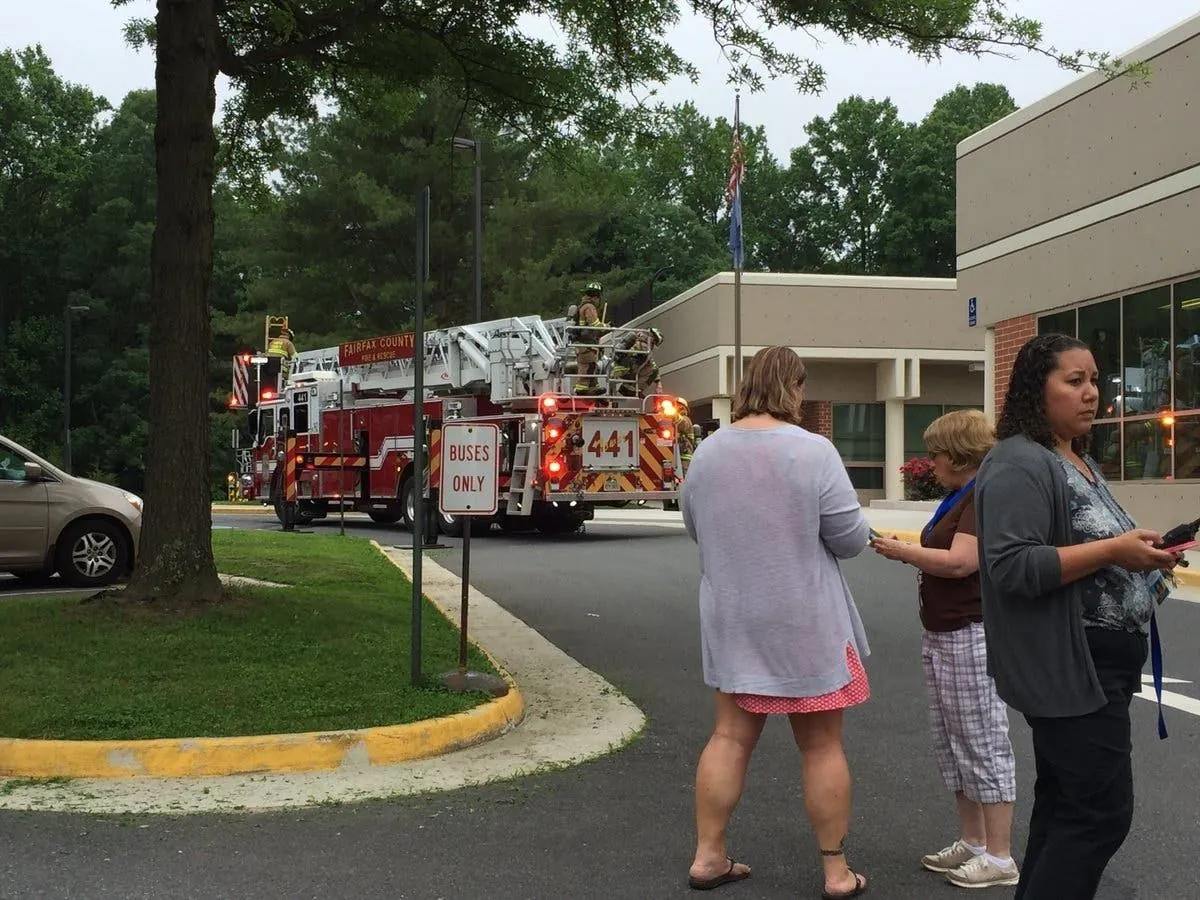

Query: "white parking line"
<box><xmin>1137</xmin><ymin>674</ymin><xmax>1200</xmax><ymax>717</ymax></box>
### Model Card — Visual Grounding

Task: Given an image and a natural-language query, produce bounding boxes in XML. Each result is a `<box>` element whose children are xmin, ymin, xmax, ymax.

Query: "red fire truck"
<box><xmin>229</xmin><ymin>314</ymin><xmax>689</xmax><ymax>535</ymax></box>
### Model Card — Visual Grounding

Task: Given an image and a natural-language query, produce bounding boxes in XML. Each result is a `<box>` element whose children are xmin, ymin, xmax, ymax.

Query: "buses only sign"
<box><xmin>439</xmin><ymin>422</ymin><xmax>500</xmax><ymax>516</ymax></box>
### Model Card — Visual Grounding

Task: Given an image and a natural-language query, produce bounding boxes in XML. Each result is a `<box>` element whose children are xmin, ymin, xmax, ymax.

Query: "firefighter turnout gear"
<box><xmin>610</xmin><ymin>328</ymin><xmax>662</xmax><ymax>397</ymax></box>
<box><xmin>570</xmin><ymin>297</ymin><xmax>607</xmax><ymax>395</ymax></box>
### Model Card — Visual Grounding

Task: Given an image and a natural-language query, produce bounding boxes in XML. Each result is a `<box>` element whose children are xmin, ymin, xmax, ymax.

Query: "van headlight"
<box><xmin>124</xmin><ymin>492</ymin><xmax>144</xmax><ymax>514</ymax></box>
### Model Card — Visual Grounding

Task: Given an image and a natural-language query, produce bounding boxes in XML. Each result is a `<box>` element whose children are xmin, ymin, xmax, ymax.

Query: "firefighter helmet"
<box><xmin>583</xmin><ymin>282</ymin><xmax>603</xmax><ymax>297</ymax></box>
<box><xmin>648</xmin><ymin>327</ymin><xmax>663</xmax><ymax>346</ymax></box>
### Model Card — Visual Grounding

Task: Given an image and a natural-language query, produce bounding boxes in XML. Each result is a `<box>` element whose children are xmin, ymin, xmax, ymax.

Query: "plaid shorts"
<box><xmin>922</xmin><ymin>622</ymin><xmax>1017</xmax><ymax>805</ymax></box>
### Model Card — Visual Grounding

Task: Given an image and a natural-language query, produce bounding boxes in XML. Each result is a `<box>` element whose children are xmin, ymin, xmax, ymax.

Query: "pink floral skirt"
<box><xmin>733</xmin><ymin>645</ymin><xmax>870</xmax><ymax>714</ymax></box>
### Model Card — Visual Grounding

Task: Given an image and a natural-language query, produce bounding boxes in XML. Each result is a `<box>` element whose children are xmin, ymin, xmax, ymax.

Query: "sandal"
<box><xmin>688</xmin><ymin>857</ymin><xmax>751</xmax><ymax>891</ymax></box>
<box><xmin>820</xmin><ymin>839</ymin><xmax>868</xmax><ymax>899</ymax></box>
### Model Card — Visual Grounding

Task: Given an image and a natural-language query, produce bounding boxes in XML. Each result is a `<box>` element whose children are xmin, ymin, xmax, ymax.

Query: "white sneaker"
<box><xmin>921</xmin><ymin>840</ymin><xmax>978</xmax><ymax>873</ymax></box>
<box><xmin>946</xmin><ymin>854</ymin><xmax>1020</xmax><ymax>888</ymax></box>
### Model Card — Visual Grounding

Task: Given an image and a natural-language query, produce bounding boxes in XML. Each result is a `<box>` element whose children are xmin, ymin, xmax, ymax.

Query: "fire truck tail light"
<box><xmin>261</xmin><ymin>389</ymin><xmax>276</xmax><ymax>401</ymax></box>
<box><xmin>659</xmin><ymin>398</ymin><xmax>678</xmax><ymax>417</ymax></box>
<box><xmin>545</xmin><ymin>457</ymin><xmax>564</xmax><ymax>476</ymax></box>
<box><xmin>540</xmin><ymin>394</ymin><xmax>558</xmax><ymax>414</ymax></box>
<box><xmin>660</xmin><ymin>426</ymin><xmax>674</xmax><ymax>441</ymax></box>
<box><xmin>545</xmin><ymin>418</ymin><xmax>564</xmax><ymax>441</ymax></box>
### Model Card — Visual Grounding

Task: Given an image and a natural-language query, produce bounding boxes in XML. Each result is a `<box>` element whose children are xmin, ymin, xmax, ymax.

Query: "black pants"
<box><xmin>1015</xmin><ymin>628</ymin><xmax>1147</xmax><ymax>900</ymax></box>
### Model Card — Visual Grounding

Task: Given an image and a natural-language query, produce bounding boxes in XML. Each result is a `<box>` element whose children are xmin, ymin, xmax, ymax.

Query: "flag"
<box><xmin>726</xmin><ymin>98</ymin><xmax>745</xmax><ymax>270</ymax></box>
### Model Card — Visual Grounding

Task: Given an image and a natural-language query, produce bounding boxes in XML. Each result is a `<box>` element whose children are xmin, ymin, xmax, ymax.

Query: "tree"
<box><xmin>790</xmin><ymin>96</ymin><xmax>908</xmax><ymax>274</ymax></box>
<box><xmin>880</xmin><ymin>83</ymin><xmax>1018</xmax><ymax>276</ymax></box>
<box><xmin>113</xmin><ymin>0</ymin><xmax>1129</xmax><ymax>604</ymax></box>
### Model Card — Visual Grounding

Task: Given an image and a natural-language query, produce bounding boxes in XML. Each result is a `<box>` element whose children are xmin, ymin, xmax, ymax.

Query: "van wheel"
<box><xmin>56</xmin><ymin>519</ymin><xmax>129</xmax><ymax>587</ymax></box>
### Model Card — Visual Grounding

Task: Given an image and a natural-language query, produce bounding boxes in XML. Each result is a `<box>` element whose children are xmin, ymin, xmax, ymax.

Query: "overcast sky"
<box><xmin>3</xmin><ymin>1</ymin><xmax>1197</xmax><ymax>160</ymax></box>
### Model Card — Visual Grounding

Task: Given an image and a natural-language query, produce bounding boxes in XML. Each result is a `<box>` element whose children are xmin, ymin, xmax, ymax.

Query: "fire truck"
<box><xmin>229</xmin><ymin>313</ymin><xmax>691</xmax><ymax>535</ymax></box>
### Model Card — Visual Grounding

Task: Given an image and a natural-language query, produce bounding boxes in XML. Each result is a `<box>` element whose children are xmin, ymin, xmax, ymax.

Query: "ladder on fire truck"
<box><xmin>287</xmin><ymin>314</ymin><xmax>634</xmax><ymax>405</ymax></box>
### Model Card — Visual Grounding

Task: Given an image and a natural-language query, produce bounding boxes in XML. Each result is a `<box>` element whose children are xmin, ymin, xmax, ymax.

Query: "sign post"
<box><xmin>411</xmin><ymin>186</ymin><xmax>430</xmax><ymax>687</ymax></box>
<box><xmin>439</xmin><ymin>421</ymin><xmax>508</xmax><ymax>696</ymax></box>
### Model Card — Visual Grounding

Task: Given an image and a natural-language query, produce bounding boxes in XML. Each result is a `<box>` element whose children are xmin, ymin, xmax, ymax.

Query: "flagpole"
<box><xmin>732</xmin><ymin>91</ymin><xmax>743</xmax><ymax>393</ymax></box>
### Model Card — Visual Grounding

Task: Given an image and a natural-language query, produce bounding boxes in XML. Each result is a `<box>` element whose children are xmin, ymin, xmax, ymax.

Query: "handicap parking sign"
<box><xmin>968</xmin><ymin>296</ymin><xmax>978</xmax><ymax>327</ymax></box>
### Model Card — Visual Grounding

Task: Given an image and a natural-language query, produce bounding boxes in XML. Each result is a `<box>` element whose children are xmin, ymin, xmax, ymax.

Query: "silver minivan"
<box><xmin>0</xmin><ymin>434</ymin><xmax>143</xmax><ymax>587</ymax></box>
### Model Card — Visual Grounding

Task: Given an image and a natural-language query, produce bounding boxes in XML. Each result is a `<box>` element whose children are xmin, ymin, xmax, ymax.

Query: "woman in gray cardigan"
<box><xmin>682</xmin><ymin>347</ymin><xmax>870</xmax><ymax>899</ymax></box>
<box><xmin>974</xmin><ymin>333</ymin><xmax>1180</xmax><ymax>899</ymax></box>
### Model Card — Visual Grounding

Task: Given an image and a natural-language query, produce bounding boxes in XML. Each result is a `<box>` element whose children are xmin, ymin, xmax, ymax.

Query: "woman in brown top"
<box><xmin>872</xmin><ymin>410</ymin><xmax>1018</xmax><ymax>890</ymax></box>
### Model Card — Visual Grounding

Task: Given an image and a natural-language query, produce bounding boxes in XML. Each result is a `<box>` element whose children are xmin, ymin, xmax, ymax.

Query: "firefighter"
<box><xmin>611</xmin><ymin>327</ymin><xmax>663</xmax><ymax>397</ymax></box>
<box><xmin>266</xmin><ymin>328</ymin><xmax>298</xmax><ymax>382</ymax></box>
<box><xmin>675</xmin><ymin>396</ymin><xmax>696</xmax><ymax>475</ymax></box>
<box><xmin>571</xmin><ymin>284</ymin><xmax>607</xmax><ymax>395</ymax></box>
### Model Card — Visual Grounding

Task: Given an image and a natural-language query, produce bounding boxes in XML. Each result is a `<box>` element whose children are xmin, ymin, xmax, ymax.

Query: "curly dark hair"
<box><xmin>996</xmin><ymin>332</ymin><xmax>1093</xmax><ymax>454</ymax></box>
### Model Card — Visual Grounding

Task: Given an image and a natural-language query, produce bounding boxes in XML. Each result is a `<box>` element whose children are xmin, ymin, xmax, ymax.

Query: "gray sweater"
<box><xmin>681</xmin><ymin>423</ymin><xmax>871</xmax><ymax>697</ymax></box>
<box><xmin>974</xmin><ymin>435</ymin><xmax>1107</xmax><ymax>718</ymax></box>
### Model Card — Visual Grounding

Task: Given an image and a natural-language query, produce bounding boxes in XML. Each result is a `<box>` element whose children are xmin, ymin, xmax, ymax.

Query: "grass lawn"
<box><xmin>0</xmin><ymin>532</ymin><xmax>500</xmax><ymax>741</ymax></box>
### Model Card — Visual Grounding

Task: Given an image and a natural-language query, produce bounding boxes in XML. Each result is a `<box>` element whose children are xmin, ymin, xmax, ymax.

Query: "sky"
<box><xmin>3</xmin><ymin>1</ymin><xmax>1198</xmax><ymax>161</ymax></box>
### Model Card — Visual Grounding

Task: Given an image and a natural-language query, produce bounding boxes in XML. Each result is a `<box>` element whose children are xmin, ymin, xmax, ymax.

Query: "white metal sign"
<box><xmin>582</xmin><ymin>417</ymin><xmax>639</xmax><ymax>470</ymax></box>
<box><xmin>439</xmin><ymin>422</ymin><xmax>500</xmax><ymax>515</ymax></box>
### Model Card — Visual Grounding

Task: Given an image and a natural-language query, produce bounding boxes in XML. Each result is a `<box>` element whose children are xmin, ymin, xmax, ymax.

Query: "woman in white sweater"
<box><xmin>681</xmin><ymin>346</ymin><xmax>871</xmax><ymax>899</ymax></box>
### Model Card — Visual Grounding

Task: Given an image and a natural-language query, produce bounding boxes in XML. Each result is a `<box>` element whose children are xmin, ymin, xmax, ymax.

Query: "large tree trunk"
<box><xmin>123</xmin><ymin>0</ymin><xmax>223</xmax><ymax>605</ymax></box>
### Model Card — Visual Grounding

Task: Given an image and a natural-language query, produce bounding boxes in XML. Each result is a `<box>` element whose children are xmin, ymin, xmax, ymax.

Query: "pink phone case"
<box><xmin>1163</xmin><ymin>539</ymin><xmax>1199</xmax><ymax>553</ymax></box>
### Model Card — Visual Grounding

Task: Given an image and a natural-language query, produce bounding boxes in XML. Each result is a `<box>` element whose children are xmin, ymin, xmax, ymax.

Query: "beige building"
<box><xmin>626</xmin><ymin>272</ymin><xmax>985</xmax><ymax>501</ymax></box>
<box><xmin>957</xmin><ymin>12</ymin><xmax>1200</xmax><ymax>525</ymax></box>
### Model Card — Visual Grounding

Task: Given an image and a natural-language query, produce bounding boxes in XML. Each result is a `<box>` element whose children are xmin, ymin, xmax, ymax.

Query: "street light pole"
<box><xmin>63</xmin><ymin>304</ymin><xmax>90</xmax><ymax>473</ymax></box>
<box><xmin>453</xmin><ymin>136</ymin><xmax>483</xmax><ymax>321</ymax></box>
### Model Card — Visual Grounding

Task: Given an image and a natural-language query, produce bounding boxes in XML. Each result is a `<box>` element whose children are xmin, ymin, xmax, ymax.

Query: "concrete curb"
<box><xmin>878</xmin><ymin>530</ymin><xmax>1200</xmax><ymax>588</ymax></box>
<box><xmin>0</xmin><ymin>543</ymin><xmax>525</xmax><ymax>780</ymax></box>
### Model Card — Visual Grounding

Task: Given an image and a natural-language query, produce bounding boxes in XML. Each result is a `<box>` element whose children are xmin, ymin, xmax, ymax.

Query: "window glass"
<box><xmin>1173</xmin><ymin>278</ymin><xmax>1200</xmax><ymax>412</ymax></box>
<box><xmin>1122</xmin><ymin>286</ymin><xmax>1172</xmax><ymax>418</ymax></box>
<box><xmin>1174</xmin><ymin>415</ymin><xmax>1200</xmax><ymax>480</ymax></box>
<box><xmin>0</xmin><ymin>446</ymin><xmax>30</xmax><ymax>481</ymax></box>
<box><xmin>1089</xmin><ymin>421</ymin><xmax>1121</xmax><ymax>482</ymax></box>
<box><xmin>832</xmin><ymin>403</ymin><xmax>884</xmax><ymax>462</ymax></box>
<box><xmin>1038</xmin><ymin>309</ymin><xmax>1077</xmax><ymax>337</ymax></box>
<box><xmin>1123</xmin><ymin>418</ymin><xmax>1172</xmax><ymax>481</ymax></box>
<box><xmin>292</xmin><ymin>390</ymin><xmax>311</xmax><ymax>435</ymax></box>
<box><xmin>903</xmin><ymin>404</ymin><xmax>942</xmax><ymax>458</ymax></box>
<box><xmin>845</xmin><ymin>466</ymin><xmax>883</xmax><ymax>490</ymax></box>
<box><xmin>1077</xmin><ymin>299</ymin><xmax>1121</xmax><ymax>417</ymax></box>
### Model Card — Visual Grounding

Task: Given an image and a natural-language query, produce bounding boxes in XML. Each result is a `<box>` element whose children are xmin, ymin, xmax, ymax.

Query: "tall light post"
<box><xmin>452</xmin><ymin>136</ymin><xmax>483</xmax><ymax>321</ymax></box>
<box><xmin>649</xmin><ymin>264</ymin><xmax>674</xmax><ymax>309</ymax></box>
<box><xmin>63</xmin><ymin>304</ymin><xmax>90</xmax><ymax>473</ymax></box>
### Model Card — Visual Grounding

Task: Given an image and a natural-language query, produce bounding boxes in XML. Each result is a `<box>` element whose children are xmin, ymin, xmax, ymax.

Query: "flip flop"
<box><xmin>821</xmin><ymin>871</ymin><xmax>868</xmax><ymax>899</ymax></box>
<box><xmin>688</xmin><ymin>857</ymin><xmax>751</xmax><ymax>891</ymax></box>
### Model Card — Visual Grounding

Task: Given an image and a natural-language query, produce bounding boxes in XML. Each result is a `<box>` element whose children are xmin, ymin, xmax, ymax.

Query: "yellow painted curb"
<box><xmin>877</xmin><ymin>530</ymin><xmax>1200</xmax><ymax>587</ymax></box>
<box><xmin>0</xmin><ymin>540</ymin><xmax>525</xmax><ymax>779</ymax></box>
<box><xmin>0</xmin><ymin>688</ymin><xmax>523</xmax><ymax>779</ymax></box>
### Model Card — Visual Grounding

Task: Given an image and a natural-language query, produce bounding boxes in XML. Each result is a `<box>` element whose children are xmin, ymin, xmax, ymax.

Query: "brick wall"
<box><xmin>802</xmin><ymin>400</ymin><xmax>833</xmax><ymax>439</ymax></box>
<box><xmin>993</xmin><ymin>314</ymin><xmax>1037</xmax><ymax>416</ymax></box>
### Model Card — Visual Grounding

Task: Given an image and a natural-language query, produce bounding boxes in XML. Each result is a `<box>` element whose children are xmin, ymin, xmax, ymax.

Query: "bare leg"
<box><xmin>789</xmin><ymin>710</ymin><xmax>866</xmax><ymax>896</ymax></box>
<box><xmin>982</xmin><ymin>801</ymin><xmax>1015</xmax><ymax>859</ymax></box>
<box><xmin>956</xmin><ymin>792</ymin><xmax>987</xmax><ymax>847</ymax></box>
<box><xmin>689</xmin><ymin>691</ymin><xmax>765</xmax><ymax>882</ymax></box>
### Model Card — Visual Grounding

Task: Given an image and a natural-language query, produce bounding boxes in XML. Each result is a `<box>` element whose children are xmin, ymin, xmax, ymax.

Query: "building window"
<box><xmin>1174</xmin><ymin>278</ymin><xmax>1200</xmax><ymax>412</ymax></box>
<box><xmin>903</xmin><ymin>404</ymin><xmax>981</xmax><ymax>458</ymax></box>
<box><xmin>832</xmin><ymin>403</ymin><xmax>884</xmax><ymax>462</ymax></box>
<box><xmin>1046</xmin><ymin>274</ymin><xmax>1200</xmax><ymax>482</ymax></box>
<box><xmin>845</xmin><ymin>465</ymin><xmax>884</xmax><ymax>490</ymax></box>
<box><xmin>1038</xmin><ymin>309</ymin><xmax>1077</xmax><ymax>337</ymax></box>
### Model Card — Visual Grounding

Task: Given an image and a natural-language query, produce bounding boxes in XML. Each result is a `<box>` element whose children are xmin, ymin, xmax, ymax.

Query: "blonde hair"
<box><xmin>731</xmin><ymin>347</ymin><xmax>808</xmax><ymax>426</ymax></box>
<box><xmin>923</xmin><ymin>409</ymin><xmax>995</xmax><ymax>472</ymax></box>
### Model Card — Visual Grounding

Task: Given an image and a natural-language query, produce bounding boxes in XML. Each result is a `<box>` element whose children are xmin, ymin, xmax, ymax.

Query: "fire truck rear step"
<box><xmin>506</xmin><ymin>443</ymin><xmax>538</xmax><ymax>516</ymax></box>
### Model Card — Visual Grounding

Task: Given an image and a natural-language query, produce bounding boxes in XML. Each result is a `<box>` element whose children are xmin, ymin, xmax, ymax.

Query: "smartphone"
<box><xmin>869</xmin><ymin>527</ymin><xmax>883</xmax><ymax>540</ymax></box>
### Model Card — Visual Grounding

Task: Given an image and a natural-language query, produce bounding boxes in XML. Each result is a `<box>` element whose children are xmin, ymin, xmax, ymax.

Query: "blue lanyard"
<box><xmin>921</xmin><ymin>479</ymin><xmax>975</xmax><ymax>543</ymax></box>
<box><xmin>1151</xmin><ymin>607</ymin><xmax>1168</xmax><ymax>739</ymax></box>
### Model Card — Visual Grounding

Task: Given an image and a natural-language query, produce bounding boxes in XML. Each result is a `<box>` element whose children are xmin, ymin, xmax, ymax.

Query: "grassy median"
<box><xmin>0</xmin><ymin>532</ymin><xmax>499</xmax><ymax>741</ymax></box>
